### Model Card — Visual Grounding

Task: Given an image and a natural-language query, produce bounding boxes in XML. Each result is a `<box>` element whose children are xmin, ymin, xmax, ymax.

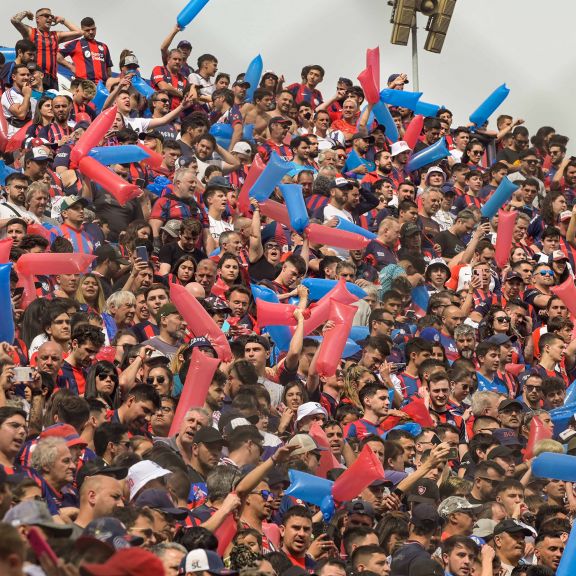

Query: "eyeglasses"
<box><xmin>11</xmin><ymin>185</ymin><xmax>27</xmax><ymax>191</ymax></box>
<box><xmin>525</xmin><ymin>385</ymin><xmax>542</xmax><ymax>392</ymax></box>
<box><xmin>157</xmin><ymin>406</ymin><xmax>174</xmax><ymax>414</ymax></box>
<box><xmin>470</xmin><ymin>150</ymin><xmax>483</xmax><ymax>156</ymax></box>
<box><xmin>524</xmin><ymin>159</ymin><xmax>538</xmax><ymax>165</ymax></box>
<box><xmin>155</xmin><ymin>98</ymin><xmax>170</xmax><ymax>104</ymax></box>
<box><xmin>495</xmin><ymin>316</ymin><xmax>510</xmax><ymax>323</ymax></box>
<box><xmin>251</xmin><ymin>490</ymin><xmax>272</xmax><ymax>500</ymax></box>
<box><xmin>380</xmin><ymin>318</ymin><xmax>395</xmax><ymax>326</ymax></box>
<box><xmin>539</xmin><ymin>270</ymin><xmax>555</xmax><ymax>277</ymax></box>
<box><xmin>146</xmin><ymin>376</ymin><xmax>166</xmax><ymax>385</ymax></box>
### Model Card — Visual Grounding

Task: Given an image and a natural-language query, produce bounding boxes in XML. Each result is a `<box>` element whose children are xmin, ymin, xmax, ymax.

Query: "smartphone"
<box><xmin>135</xmin><ymin>177</ymin><xmax>146</xmax><ymax>188</ymax></box>
<box><xmin>448</xmin><ymin>447</ymin><xmax>459</xmax><ymax>460</ymax></box>
<box><xmin>390</xmin><ymin>363</ymin><xmax>406</xmax><ymax>373</ymax></box>
<box><xmin>13</xmin><ymin>367</ymin><xmax>34</xmax><ymax>383</ymax></box>
<box><xmin>11</xmin><ymin>287</ymin><xmax>24</xmax><ymax>298</ymax></box>
<box><xmin>135</xmin><ymin>246</ymin><xmax>148</xmax><ymax>262</ymax></box>
<box><xmin>27</xmin><ymin>526</ymin><xmax>59</xmax><ymax>565</ymax></box>
<box><xmin>430</xmin><ymin>434</ymin><xmax>441</xmax><ymax>445</ymax></box>
<box><xmin>480</xmin><ymin>216</ymin><xmax>490</xmax><ymax>224</ymax></box>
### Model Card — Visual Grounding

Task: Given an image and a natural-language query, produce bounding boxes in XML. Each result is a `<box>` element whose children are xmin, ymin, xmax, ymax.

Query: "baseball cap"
<box><xmin>3</xmin><ymin>500</ymin><xmax>73</xmax><ymax>534</ymax></box>
<box><xmin>498</xmin><ymin>399</ymin><xmax>524</xmax><ymax>413</ymax></box>
<box><xmin>60</xmin><ymin>195</ymin><xmax>89</xmax><ymax>212</ymax></box>
<box><xmin>388</xmin><ymin>73</ymin><xmax>409</xmax><ymax>85</ymax></box>
<box><xmin>232</xmin><ymin>79</ymin><xmax>250</xmax><ymax>88</ymax></box>
<box><xmin>156</xmin><ymin>303</ymin><xmax>181</xmax><ymax>324</ymax></box>
<box><xmin>493</xmin><ymin>519</ymin><xmax>532</xmax><ymax>537</ymax></box>
<box><xmin>94</xmin><ymin>244</ymin><xmax>129</xmax><ymax>266</ymax></box>
<box><xmin>504</xmin><ymin>270</ymin><xmax>523</xmax><ymax>282</ymax></box>
<box><xmin>160</xmin><ymin>219</ymin><xmax>182</xmax><ymax>238</ymax></box>
<box><xmin>344</xmin><ymin>499</ymin><xmax>375</xmax><ymax>518</ymax></box>
<box><xmin>194</xmin><ymin>426</ymin><xmax>226</xmax><ymax>445</ymax></box>
<box><xmin>411</xmin><ymin>502</ymin><xmax>441</xmax><ymax>524</ymax></box>
<box><xmin>24</xmin><ymin>147</ymin><xmax>51</xmax><ymax>163</ymax></box>
<box><xmin>491</xmin><ymin>427</ymin><xmax>521</xmax><ymax>446</ymax></box>
<box><xmin>138</xmin><ymin>129</ymin><xmax>165</xmax><ymax>143</ymax></box>
<box><xmin>390</xmin><ymin>140</ymin><xmax>412</xmax><ymax>156</ymax></box>
<box><xmin>296</xmin><ymin>402</ymin><xmax>328</xmax><ymax>423</ymax></box>
<box><xmin>332</xmin><ymin>177</ymin><xmax>354</xmax><ymax>190</ymax></box>
<box><xmin>232</xmin><ymin>141</ymin><xmax>252</xmax><ymax>156</ymax></box>
<box><xmin>426</xmin><ymin>257</ymin><xmax>450</xmax><ymax>274</ymax></box>
<box><xmin>127</xmin><ymin>460</ymin><xmax>171</xmax><ymax>501</ymax></box>
<box><xmin>487</xmin><ymin>445</ymin><xmax>515</xmax><ymax>461</ymax></box>
<box><xmin>184</xmin><ymin>549</ymin><xmax>238</xmax><ymax>575</ymax></box>
<box><xmin>123</xmin><ymin>54</ymin><xmax>139</xmax><ymax>67</ymax></box>
<box><xmin>78</xmin><ymin>517</ymin><xmax>143</xmax><ymax>551</ymax></box>
<box><xmin>205</xmin><ymin>175</ymin><xmax>234</xmax><ymax>192</ymax></box>
<box><xmin>472</xmin><ymin>519</ymin><xmax>498</xmax><ymax>539</ymax></box>
<box><xmin>438</xmin><ymin>496</ymin><xmax>482</xmax><ymax>519</ymax></box>
<box><xmin>552</xmin><ymin>250</ymin><xmax>569</xmax><ymax>262</ymax></box>
<box><xmin>81</xmin><ymin>548</ymin><xmax>164</xmax><ymax>576</ymax></box>
<box><xmin>268</xmin><ymin>116</ymin><xmax>291</xmax><ymax>126</ymax></box>
<box><xmin>187</xmin><ymin>336</ymin><xmax>216</xmax><ymax>353</ymax></box>
<box><xmin>203</xmin><ymin>296</ymin><xmax>232</xmax><ymax>314</ymax></box>
<box><xmin>406</xmin><ymin>478</ymin><xmax>440</xmax><ymax>503</ymax></box>
<box><xmin>485</xmin><ymin>334</ymin><xmax>517</xmax><ymax>346</ymax></box>
<box><xmin>419</xmin><ymin>327</ymin><xmax>441</xmax><ymax>343</ymax></box>
<box><xmin>40</xmin><ymin>423</ymin><xmax>88</xmax><ymax>449</ymax></box>
<box><xmin>286</xmin><ymin>433</ymin><xmax>326</xmax><ymax>456</ymax></box>
<box><xmin>76</xmin><ymin>462</ymin><xmax>128</xmax><ymax>489</ymax></box>
<box><xmin>177</xmin><ymin>40</ymin><xmax>192</xmax><ymax>49</ymax></box>
<box><xmin>134</xmin><ymin>488</ymin><xmax>188</xmax><ymax>520</ymax></box>
<box><xmin>401</xmin><ymin>222</ymin><xmax>421</xmax><ymax>238</ymax></box>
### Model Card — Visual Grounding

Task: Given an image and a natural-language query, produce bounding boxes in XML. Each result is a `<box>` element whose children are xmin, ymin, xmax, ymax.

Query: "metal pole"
<box><xmin>411</xmin><ymin>13</ymin><xmax>420</xmax><ymax>91</ymax></box>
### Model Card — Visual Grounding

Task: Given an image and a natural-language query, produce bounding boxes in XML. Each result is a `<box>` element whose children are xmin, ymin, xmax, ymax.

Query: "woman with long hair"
<box><xmin>531</xmin><ymin>126</ymin><xmax>555</xmax><ymax>158</ymax></box>
<box><xmin>342</xmin><ymin>365</ymin><xmax>378</xmax><ymax>409</ymax></box>
<box><xmin>76</xmin><ymin>273</ymin><xmax>106</xmax><ymax>314</ymax></box>
<box><xmin>167</xmin><ymin>255</ymin><xmax>197</xmax><ymax>286</ymax></box>
<box><xmin>26</xmin><ymin>97</ymin><xmax>54</xmax><ymax>139</ymax></box>
<box><xmin>118</xmin><ymin>220</ymin><xmax>153</xmax><ymax>259</ymax></box>
<box><xmin>213</xmin><ymin>252</ymin><xmax>244</xmax><ymax>299</ymax></box>
<box><xmin>461</xmin><ymin>139</ymin><xmax>486</xmax><ymax>172</ymax></box>
<box><xmin>276</xmin><ymin>381</ymin><xmax>307</xmax><ymax>437</ymax></box>
<box><xmin>85</xmin><ymin>360</ymin><xmax>121</xmax><ymax>408</ymax></box>
<box><xmin>530</xmin><ymin>192</ymin><xmax>567</xmax><ymax>242</ymax></box>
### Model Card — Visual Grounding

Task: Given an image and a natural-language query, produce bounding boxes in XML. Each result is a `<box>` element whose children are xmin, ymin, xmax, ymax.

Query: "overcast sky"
<box><xmin>2</xmin><ymin>0</ymin><xmax>576</xmax><ymax>144</ymax></box>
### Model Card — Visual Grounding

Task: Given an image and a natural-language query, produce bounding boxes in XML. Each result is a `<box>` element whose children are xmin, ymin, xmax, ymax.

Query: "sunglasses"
<box><xmin>478</xmin><ymin>477</ymin><xmax>500</xmax><ymax>486</ymax></box>
<box><xmin>525</xmin><ymin>385</ymin><xmax>542</xmax><ymax>392</ymax></box>
<box><xmin>155</xmin><ymin>98</ymin><xmax>170</xmax><ymax>104</ymax></box>
<box><xmin>495</xmin><ymin>316</ymin><xmax>510</xmax><ymax>323</ymax></box>
<box><xmin>98</xmin><ymin>373</ymin><xmax>116</xmax><ymax>380</ymax></box>
<box><xmin>538</xmin><ymin>270</ymin><xmax>555</xmax><ymax>277</ymax></box>
<box><xmin>524</xmin><ymin>159</ymin><xmax>539</xmax><ymax>165</ymax></box>
<box><xmin>251</xmin><ymin>490</ymin><xmax>272</xmax><ymax>500</ymax></box>
<box><xmin>146</xmin><ymin>376</ymin><xmax>166</xmax><ymax>385</ymax></box>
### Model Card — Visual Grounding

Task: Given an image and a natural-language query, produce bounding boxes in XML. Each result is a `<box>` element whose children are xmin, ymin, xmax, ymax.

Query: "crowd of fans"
<box><xmin>0</xmin><ymin>6</ymin><xmax>575</xmax><ymax>576</ymax></box>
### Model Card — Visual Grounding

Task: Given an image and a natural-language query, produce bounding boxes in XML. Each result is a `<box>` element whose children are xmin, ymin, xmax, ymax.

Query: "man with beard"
<box><xmin>40</xmin><ymin>94</ymin><xmax>72</xmax><ymax>144</ymax></box>
<box><xmin>270</xmin><ymin>89</ymin><xmax>295</xmax><ymax>126</ymax></box>
<box><xmin>535</xmin><ymin>531</ymin><xmax>565</xmax><ymax>572</ymax></box>
<box><xmin>441</xmin><ymin>536</ymin><xmax>479</xmax><ymax>576</ymax></box>
<box><xmin>290</xmin><ymin>136</ymin><xmax>315</xmax><ymax>170</ymax></box>
<box><xmin>453</xmin><ymin>325</ymin><xmax>476</xmax><ymax>360</ymax></box>
<box><xmin>257</xmin><ymin>116</ymin><xmax>293</xmax><ymax>163</ymax></box>
<box><xmin>439</xmin><ymin>305</ymin><xmax>465</xmax><ymax>362</ymax></box>
<box><xmin>362</xmin><ymin>149</ymin><xmax>393</xmax><ymax>187</ymax></box>
<box><xmin>509</xmin><ymin>148</ymin><xmax>546</xmax><ymax>196</ymax></box>
<box><xmin>330</xmin><ymin>98</ymin><xmax>359</xmax><ymax>143</ymax></box>
<box><xmin>552</xmin><ymin>157</ymin><xmax>576</xmax><ymax>202</ymax></box>
<box><xmin>191</xmin><ymin>133</ymin><xmax>240</xmax><ymax>180</ymax></box>
<box><xmin>347</xmin><ymin>133</ymin><xmax>373</xmax><ymax>174</ymax></box>
<box><xmin>413</xmin><ymin>117</ymin><xmax>442</xmax><ymax>153</ymax></box>
<box><xmin>240</xmin><ymin>479</ymin><xmax>275</xmax><ymax>552</ymax></box>
<box><xmin>107</xmin><ymin>383</ymin><xmax>160</xmax><ymax>436</ymax></box>
<box><xmin>0</xmin><ymin>173</ymin><xmax>38</xmax><ymax>230</ymax></box>
<box><xmin>390</xmin><ymin>141</ymin><xmax>411</xmax><ymax>187</ymax></box>
<box><xmin>61</xmin><ymin>324</ymin><xmax>104</xmax><ymax>396</ymax></box>
<box><xmin>280</xmin><ymin>506</ymin><xmax>317</xmax><ymax>569</ymax></box>
<box><xmin>158</xmin><ymin>219</ymin><xmax>205</xmax><ymax>275</ymax></box>
<box><xmin>546</xmin><ymin>141</ymin><xmax>567</xmax><ymax>182</ymax></box>
<box><xmin>143</xmin><ymin>304</ymin><xmax>185</xmax><ymax>360</ymax></box>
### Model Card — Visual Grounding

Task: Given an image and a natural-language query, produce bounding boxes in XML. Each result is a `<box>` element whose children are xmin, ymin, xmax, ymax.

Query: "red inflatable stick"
<box><xmin>215</xmin><ymin>512</ymin><xmax>238</xmax><ymax>556</ymax></box>
<box><xmin>26</xmin><ymin>223</ymin><xmax>51</xmax><ymax>241</ymax></box>
<box><xmin>304</xmin><ymin>278</ymin><xmax>359</xmax><ymax>335</ymax></box>
<box><xmin>169</xmin><ymin>347</ymin><xmax>220</xmax><ymax>436</ymax></box>
<box><xmin>0</xmin><ymin>107</ymin><xmax>9</xmax><ymax>152</ymax></box>
<box><xmin>16</xmin><ymin>252</ymin><xmax>95</xmax><ymax>276</ymax></box>
<box><xmin>305</xmin><ymin>223</ymin><xmax>370</xmax><ymax>251</ymax></box>
<box><xmin>524</xmin><ymin>416</ymin><xmax>553</xmax><ymax>461</ymax></box>
<box><xmin>403</xmin><ymin>115</ymin><xmax>424</xmax><ymax>150</ymax></box>
<box><xmin>259</xmin><ymin>199</ymin><xmax>292</xmax><ymax>230</ymax></box>
<box><xmin>332</xmin><ymin>445</ymin><xmax>385</xmax><ymax>502</ymax></box>
<box><xmin>402</xmin><ymin>397</ymin><xmax>435</xmax><ymax>427</ymax></box>
<box><xmin>316</xmin><ymin>300</ymin><xmax>357</xmax><ymax>377</ymax></box>
<box><xmin>95</xmin><ymin>346</ymin><xmax>116</xmax><ymax>363</ymax></box>
<box><xmin>137</xmin><ymin>142</ymin><xmax>170</xmax><ymax>176</ymax></box>
<box><xmin>309</xmin><ymin>421</ymin><xmax>342</xmax><ymax>478</ymax></box>
<box><xmin>78</xmin><ymin>156</ymin><xmax>141</xmax><ymax>206</ymax></box>
<box><xmin>256</xmin><ymin>299</ymin><xmax>297</xmax><ymax>327</ymax></box>
<box><xmin>366</xmin><ymin>47</ymin><xmax>380</xmax><ymax>90</ymax></box>
<box><xmin>170</xmin><ymin>283</ymin><xmax>232</xmax><ymax>361</ymax></box>
<box><xmin>238</xmin><ymin>155</ymin><xmax>266</xmax><ymax>217</ymax></box>
<box><xmin>494</xmin><ymin>209</ymin><xmax>517</xmax><ymax>268</ymax></box>
<box><xmin>18</xmin><ymin>274</ymin><xmax>38</xmax><ymax>309</ymax></box>
<box><xmin>5</xmin><ymin>121</ymin><xmax>32</xmax><ymax>153</ymax></box>
<box><xmin>71</xmin><ymin>105</ymin><xmax>118</xmax><ymax>168</ymax></box>
<box><xmin>357</xmin><ymin>66</ymin><xmax>379</xmax><ymax>105</ymax></box>
<box><xmin>0</xmin><ymin>238</ymin><xmax>13</xmax><ymax>263</ymax></box>
<box><xmin>552</xmin><ymin>277</ymin><xmax>576</xmax><ymax>319</ymax></box>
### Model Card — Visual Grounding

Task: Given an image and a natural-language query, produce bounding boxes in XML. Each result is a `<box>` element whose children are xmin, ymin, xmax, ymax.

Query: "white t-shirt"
<box><xmin>188</xmin><ymin>73</ymin><xmax>215</xmax><ymax>97</ymax></box>
<box><xmin>1</xmin><ymin>87</ymin><xmax>36</xmax><ymax>137</ymax></box>
<box><xmin>122</xmin><ymin>115</ymin><xmax>151</xmax><ymax>133</ymax></box>
<box><xmin>323</xmin><ymin>204</ymin><xmax>353</xmax><ymax>259</ymax></box>
<box><xmin>208</xmin><ymin>215</ymin><xmax>233</xmax><ymax>240</ymax></box>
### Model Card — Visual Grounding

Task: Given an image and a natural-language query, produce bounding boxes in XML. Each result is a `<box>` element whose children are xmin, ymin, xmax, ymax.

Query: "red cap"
<box><xmin>80</xmin><ymin>548</ymin><xmax>165</xmax><ymax>576</ymax></box>
<box><xmin>39</xmin><ymin>423</ymin><xmax>87</xmax><ymax>449</ymax></box>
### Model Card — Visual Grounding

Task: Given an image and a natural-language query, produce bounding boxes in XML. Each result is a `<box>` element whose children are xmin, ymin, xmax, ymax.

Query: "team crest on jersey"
<box><xmin>84</xmin><ymin>50</ymin><xmax>91</xmax><ymax>58</ymax></box>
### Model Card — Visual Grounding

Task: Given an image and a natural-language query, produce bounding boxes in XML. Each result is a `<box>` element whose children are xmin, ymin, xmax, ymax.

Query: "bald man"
<box><xmin>73</xmin><ymin>474</ymin><xmax>125</xmax><ymax>532</ymax></box>
<box><xmin>185</xmin><ymin>282</ymin><xmax>206</xmax><ymax>299</ymax></box>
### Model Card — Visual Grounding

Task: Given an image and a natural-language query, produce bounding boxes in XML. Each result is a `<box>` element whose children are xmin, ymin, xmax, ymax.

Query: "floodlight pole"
<box><xmin>411</xmin><ymin>14</ymin><xmax>420</xmax><ymax>91</ymax></box>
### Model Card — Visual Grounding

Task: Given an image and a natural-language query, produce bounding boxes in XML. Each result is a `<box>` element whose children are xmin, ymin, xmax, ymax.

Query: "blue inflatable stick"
<box><xmin>302</xmin><ymin>278</ymin><xmax>367</xmax><ymax>301</ymax></box>
<box><xmin>307</xmin><ymin>336</ymin><xmax>361</xmax><ymax>358</ymax></box>
<box><xmin>251</xmin><ymin>284</ymin><xmax>292</xmax><ymax>351</ymax></box>
<box><xmin>372</xmin><ymin>101</ymin><xmax>399</xmax><ymax>142</ymax></box>
<box><xmin>349</xmin><ymin>326</ymin><xmax>369</xmax><ymax>341</ymax></box>
<box><xmin>469</xmin><ymin>84</ymin><xmax>510</xmax><ymax>127</ymax></box>
<box><xmin>532</xmin><ymin>453</ymin><xmax>576</xmax><ymax>482</ymax></box>
<box><xmin>0</xmin><ymin>264</ymin><xmax>14</xmax><ymax>345</ymax></box>
<box><xmin>131</xmin><ymin>75</ymin><xmax>155</xmax><ymax>98</ymax></box>
<box><xmin>177</xmin><ymin>0</ymin><xmax>210</xmax><ymax>27</ymax></box>
<box><xmin>406</xmin><ymin>137</ymin><xmax>449</xmax><ymax>172</ymax></box>
<box><xmin>480</xmin><ymin>177</ymin><xmax>518</xmax><ymax>218</ymax></box>
<box><xmin>249</xmin><ymin>152</ymin><xmax>292</xmax><ymax>202</ymax></box>
<box><xmin>244</xmin><ymin>55</ymin><xmax>263</xmax><ymax>102</ymax></box>
<box><xmin>209</xmin><ymin>123</ymin><xmax>233</xmax><ymax>149</ymax></box>
<box><xmin>414</xmin><ymin>100</ymin><xmax>440</xmax><ymax>117</ymax></box>
<box><xmin>557</xmin><ymin>521</ymin><xmax>576</xmax><ymax>576</ymax></box>
<box><xmin>335</xmin><ymin>217</ymin><xmax>376</xmax><ymax>240</ymax></box>
<box><xmin>0</xmin><ymin>47</ymin><xmax>16</xmax><ymax>63</ymax></box>
<box><xmin>285</xmin><ymin>469</ymin><xmax>333</xmax><ymax>508</ymax></box>
<box><xmin>0</xmin><ymin>161</ymin><xmax>17</xmax><ymax>186</ymax></box>
<box><xmin>92</xmin><ymin>81</ymin><xmax>109</xmax><ymax>112</ymax></box>
<box><xmin>379</xmin><ymin>88</ymin><xmax>423</xmax><ymax>110</ymax></box>
<box><xmin>281</xmin><ymin>184</ymin><xmax>309</xmax><ymax>234</ymax></box>
<box><xmin>89</xmin><ymin>145</ymin><xmax>150</xmax><ymax>165</ymax></box>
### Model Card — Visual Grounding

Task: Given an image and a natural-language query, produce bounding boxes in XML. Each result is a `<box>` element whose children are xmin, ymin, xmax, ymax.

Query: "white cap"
<box><xmin>286</xmin><ymin>433</ymin><xmax>326</xmax><ymax>456</ymax></box>
<box><xmin>232</xmin><ymin>142</ymin><xmax>252</xmax><ymax>156</ymax></box>
<box><xmin>390</xmin><ymin>140</ymin><xmax>412</xmax><ymax>156</ymax></box>
<box><xmin>425</xmin><ymin>165</ymin><xmax>446</xmax><ymax>178</ymax></box>
<box><xmin>296</xmin><ymin>401</ymin><xmax>328</xmax><ymax>423</ymax></box>
<box><xmin>127</xmin><ymin>460</ymin><xmax>171</xmax><ymax>501</ymax></box>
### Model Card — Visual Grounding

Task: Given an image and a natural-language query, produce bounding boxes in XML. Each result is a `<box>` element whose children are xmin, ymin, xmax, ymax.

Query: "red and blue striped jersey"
<box><xmin>305</xmin><ymin>193</ymin><xmax>329</xmax><ymax>215</ymax></box>
<box><xmin>344</xmin><ymin>417</ymin><xmax>388</xmax><ymax>440</ymax></box>
<box><xmin>59</xmin><ymin>38</ymin><xmax>113</xmax><ymax>82</ymax></box>
<box><xmin>28</xmin><ymin>468</ymin><xmax>79</xmax><ymax>514</ymax></box>
<box><xmin>39</xmin><ymin>122</ymin><xmax>72</xmax><ymax>145</ymax></box>
<box><xmin>285</xmin><ymin>83</ymin><xmax>323</xmax><ymax>109</ymax></box>
<box><xmin>150</xmin><ymin>66</ymin><xmax>188</xmax><ymax>110</ymax></box>
<box><xmin>45</xmin><ymin>223</ymin><xmax>94</xmax><ymax>254</ymax></box>
<box><xmin>257</xmin><ymin>141</ymin><xmax>293</xmax><ymax>164</ymax></box>
<box><xmin>150</xmin><ymin>194</ymin><xmax>205</xmax><ymax>224</ymax></box>
<box><xmin>29</xmin><ymin>28</ymin><xmax>59</xmax><ymax>80</ymax></box>
<box><xmin>59</xmin><ymin>360</ymin><xmax>87</xmax><ymax>396</ymax></box>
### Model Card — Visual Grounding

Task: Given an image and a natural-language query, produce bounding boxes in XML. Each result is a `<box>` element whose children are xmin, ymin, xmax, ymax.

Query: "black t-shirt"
<box><xmin>92</xmin><ymin>185</ymin><xmax>144</xmax><ymax>242</ymax></box>
<box><xmin>249</xmin><ymin>257</ymin><xmax>280</xmax><ymax>283</ymax></box>
<box><xmin>157</xmin><ymin>242</ymin><xmax>206</xmax><ymax>268</ymax></box>
<box><xmin>496</xmin><ymin>147</ymin><xmax>520</xmax><ymax>165</ymax></box>
<box><xmin>435</xmin><ymin>229</ymin><xmax>465</xmax><ymax>258</ymax></box>
<box><xmin>390</xmin><ymin>542</ymin><xmax>430</xmax><ymax>576</ymax></box>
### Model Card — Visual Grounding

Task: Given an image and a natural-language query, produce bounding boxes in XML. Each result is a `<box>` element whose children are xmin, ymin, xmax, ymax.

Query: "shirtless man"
<box><xmin>241</xmin><ymin>88</ymin><xmax>274</xmax><ymax>142</ymax></box>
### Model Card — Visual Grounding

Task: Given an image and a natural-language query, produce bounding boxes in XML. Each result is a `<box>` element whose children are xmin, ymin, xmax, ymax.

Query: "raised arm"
<box><xmin>248</xmin><ymin>199</ymin><xmax>263</xmax><ymax>263</ymax></box>
<box><xmin>160</xmin><ymin>24</ymin><xmax>182</xmax><ymax>65</ymax></box>
<box><xmin>54</xmin><ymin>16</ymin><xmax>83</xmax><ymax>43</ymax></box>
<box><xmin>11</xmin><ymin>11</ymin><xmax>33</xmax><ymax>39</ymax></box>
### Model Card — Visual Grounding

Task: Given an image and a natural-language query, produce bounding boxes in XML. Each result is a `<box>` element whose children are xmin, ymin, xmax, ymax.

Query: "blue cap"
<box><xmin>419</xmin><ymin>327</ymin><xmax>441</xmax><ymax>343</ymax></box>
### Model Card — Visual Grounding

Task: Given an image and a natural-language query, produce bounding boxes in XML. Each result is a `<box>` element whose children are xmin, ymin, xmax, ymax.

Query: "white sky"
<box><xmin>2</xmin><ymin>0</ymin><xmax>576</xmax><ymax>144</ymax></box>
